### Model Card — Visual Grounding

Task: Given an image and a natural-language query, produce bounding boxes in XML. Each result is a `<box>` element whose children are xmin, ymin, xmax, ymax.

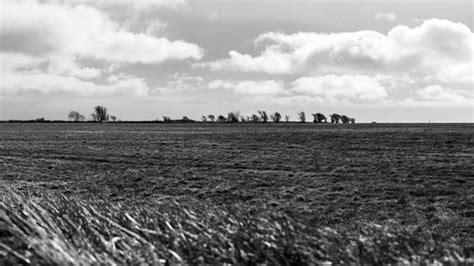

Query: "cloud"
<box><xmin>416</xmin><ymin>85</ymin><xmax>472</xmax><ymax>103</ymax></box>
<box><xmin>208</xmin><ymin>80</ymin><xmax>287</xmax><ymax>95</ymax></box>
<box><xmin>195</xmin><ymin>19</ymin><xmax>472</xmax><ymax>86</ymax></box>
<box><xmin>0</xmin><ymin>0</ymin><xmax>203</xmax><ymax>96</ymax></box>
<box><xmin>153</xmin><ymin>73</ymin><xmax>205</xmax><ymax>94</ymax></box>
<box><xmin>374</xmin><ymin>12</ymin><xmax>397</xmax><ymax>22</ymax></box>
<box><xmin>0</xmin><ymin>2</ymin><xmax>203</xmax><ymax>65</ymax></box>
<box><xmin>1</xmin><ymin>70</ymin><xmax>150</xmax><ymax>97</ymax></box>
<box><xmin>291</xmin><ymin>75</ymin><xmax>389</xmax><ymax>104</ymax></box>
<box><xmin>208</xmin><ymin>11</ymin><xmax>219</xmax><ymax>22</ymax></box>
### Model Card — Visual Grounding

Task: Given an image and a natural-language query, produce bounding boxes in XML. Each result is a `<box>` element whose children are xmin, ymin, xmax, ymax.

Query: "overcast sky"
<box><xmin>0</xmin><ymin>0</ymin><xmax>472</xmax><ymax>122</ymax></box>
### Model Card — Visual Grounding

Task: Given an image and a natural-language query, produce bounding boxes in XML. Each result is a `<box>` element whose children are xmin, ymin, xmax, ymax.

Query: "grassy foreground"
<box><xmin>1</xmin><ymin>187</ymin><xmax>471</xmax><ymax>265</ymax></box>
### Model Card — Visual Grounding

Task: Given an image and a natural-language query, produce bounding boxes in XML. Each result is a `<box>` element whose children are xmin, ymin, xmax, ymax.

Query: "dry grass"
<box><xmin>1</xmin><ymin>187</ymin><xmax>471</xmax><ymax>265</ymax></box>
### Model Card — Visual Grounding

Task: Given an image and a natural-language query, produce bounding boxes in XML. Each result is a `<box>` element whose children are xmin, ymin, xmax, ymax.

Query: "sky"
<box><xmin>0</xmin><ymin>0</ymin><xmax>472</xmax><ymax>122</ymax></box>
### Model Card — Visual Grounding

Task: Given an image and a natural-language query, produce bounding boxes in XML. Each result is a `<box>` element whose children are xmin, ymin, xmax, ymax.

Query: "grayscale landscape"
<box><xmin>0</xmin><ymin>0</ymin><xmax>472</xmax><ymax>264</ymax></box>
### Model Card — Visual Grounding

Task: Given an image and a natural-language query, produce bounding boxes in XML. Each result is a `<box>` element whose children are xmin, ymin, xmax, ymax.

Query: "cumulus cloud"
<box><xmin>208</xmin><ymin>80</ymin><xmax>287</xmax><ymax>95</ymax></box>
<box><xmin>1</xmin><ymin>70</ymin><xmax>150</xmax><ymax>97</ymax></box>
<box><xmin>291</xmin><ymin>75</ymin><xmax>389</xmax><ymax>104</ymax></box>
<box><xmin>0</xmin><ymin>2</ymin><xmax>203</xmax><ymax>65</ymax></box>
<box><xmin>195</xmin><ymin>19</ymin><xmax>472</xmax><ymax>86</ymax></box>
<box><xmin>416</xmin><ymin>85</ymin><xmax>472</xmax><ymax>103</ymax></box>
<box><xmin>154</xmin><ymin>73</ymin><xmax>205</xmax><ymax>94</ymax></box>
<box><xmin>0</xmin><ymin>0</ymin><xmax>202</xmax><ymax>96</ymax></box>
<box><xmin>374</xmin><ymin>12</ymin><xmax>397</xmax><ymax>22</ymax></box>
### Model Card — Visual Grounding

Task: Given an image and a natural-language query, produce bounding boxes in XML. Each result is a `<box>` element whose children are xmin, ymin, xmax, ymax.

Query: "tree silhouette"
<box><xmin>92</xmin><ymin>106</ymin><xmax>109</xmax><ymax>122</ymax></box>
<box><xmin>258</xmin><ymin>110</ymin><xmax>268</xmax><ymax>123</ymax></box>
<box><xmin>207</xmin><ymin>115</ymin><xmax>215</xmax><ymax>122</ymax></box>
<box><xmin>201</xmin><ymin>116</ymin><xmax>207</xmax><ymax>122</ymax></box>
<box><xmin>341</xmin><ymin>115</ymin><xmax>350</xmax><ymax>124</ymax></box>
<box><xmin>312</xmin><ymin>113</ymin><xmax>327</xmax><ymax>123</ymax></box>
<box><xmin>330</xmin><ymin>113</ymin><xmax>342</xmax><ymax>123</ymax></box>
<box><xmin>285</xmin><ymin>115</ymin><xmax>290</xmax><ymax>122</ymax></box>
<box><xmin>270</xmin><ymin>112</ymin><xmax>281</xmax><ymax>123</ymax></box>
<box><xmin>250</xmin><ymin>114</ymin><xmax>260</xmax><ymax>122</ymax></box>
<box><xmin>110</xmin><ymin>115</ymin><xmax>117</xmax><ymax>122</ymax></box>
<box><xmin>217</xmin><ymin>115</ymin><xmax>226</xmax><ymax>122</ymax></box>
<box><xmin>297</xmin><ymin>111</ymin><xmax>306</xmax><ymax>123</ymax></box>
<box><xmin>163</xmin><ymin>116</ymin><xmax>171</xmax><ymax>122</ymax></box>
<box><xmin>68</xmin><ymin>111</ymin><xmax>85</xmax><ymax>122</ymax></box>
<box><xmin>227</xmin><ymin>111</ymin><xmax>240</xmax><ymax>123</ymax></box>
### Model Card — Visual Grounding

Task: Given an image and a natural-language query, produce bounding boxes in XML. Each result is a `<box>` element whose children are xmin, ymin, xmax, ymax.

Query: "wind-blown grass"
<box><xmin>1</xmin><ymin>187</ymin><xmax>471</xmax><ymax>265</ymax></box>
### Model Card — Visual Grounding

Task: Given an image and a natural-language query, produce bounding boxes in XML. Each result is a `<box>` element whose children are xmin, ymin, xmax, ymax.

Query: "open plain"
<box><xmin>1</xmin><ymin>123</ymin><xmax>473</xmax><ymax>264</ymax></box>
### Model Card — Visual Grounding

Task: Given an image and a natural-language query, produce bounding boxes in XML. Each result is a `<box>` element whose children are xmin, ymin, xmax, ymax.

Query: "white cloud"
<box><xmin>1</xmin><ymin>70</ymin><xmax>150</xmax><ymax>96</ymax></box>
<box><xmin>0</xmin><ymin>0</ymin><xmax>203</xmax><ymax>96</ymax></box>
<box><xmin>0</xmin><ymin>2</ymin><xmax>203</xmax><ymax>65</ymax></box>
<box><xmin>154</xmin><ymin>73</ymin><xmax>205</xmax><ymax>94</ymax></box>
<box><xmin>374</xmin><ymin>12</ymin><xmax>397</xmax><ymax>22</ymax></box>
<box><xmin>208</xmin><ymin>11</ymin><xmax>219</xmax><ymax>22</ymax></box>
<box><xmin>416</xmin><ymin>85</ymin><xmax>472</xmax><ymax>103</ymax></box>
<box><xmin>291</xmin><ymin>75</ymin><xmax>389</xmax><ymax>104</ymax></box>
<box><xmin>195</xmin><ymin>19</ymin><xmax>472</xmax><ymax>87</ymax></box>
<box><xmin>209</xmin><ymin>80</ymin><xmax>287</xmax><ymax>95</ymax></box>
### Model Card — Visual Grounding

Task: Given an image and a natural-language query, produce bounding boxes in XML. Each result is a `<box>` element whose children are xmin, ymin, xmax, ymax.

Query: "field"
<box><xmin>1</xmin><ymin>123</ymin><xmax>473</xmax><ymax>264</ymax></box>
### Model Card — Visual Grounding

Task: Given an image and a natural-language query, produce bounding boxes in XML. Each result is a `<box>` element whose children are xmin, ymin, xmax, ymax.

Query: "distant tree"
<box><xmin>258</xmin><ymin>110</ymin><xmax>268</xmax><ymax>123</ymax></box>
<box><xmin>110</xmin><ymin>115</ymin><xmax>117</xmax><ymax>122</ymax></box>
<box><xmin>285</xmin><ymin>115</ymin><xmax>290</xmax><ymax>122</ymax></box>
<box><xmin>297</xmin><ymin>111</ymin><xmax>306</xmax><ymax>123</ymax></box>
<box><xmin>312</xmin><ymin>113</ymin><xmax>327</xmax><ymax>123</ymax></box>
<box><xmin>227</xmin><ymin>111</ymin><xmax>240</xmax><ymax>123</ymax></box>
<box><xmin>240</xmin><ymin>115</ymin><xmax>246</xmax><ymax>122</ymax></box>
<box><xmin>163</xmin><ymin>116</ymin><xmax>171</xmax><ymax>122</ymax></box>
<box><xmin>182</xmin><ymin>116</ymin><xmax>191</xmax><ymax>121</ymax></box>
<box><xmin>341</xmin><ymin>115</ymin><xmax>350</xmax><ymax>124</ymax></box>
<box><xmin>217</xmin><ymin>115</ymin><xmax>227</xmax><ymax>122</ymax></box>
<box><xmin>201</xmin><ymin>115</ymin><xmax>207</xmax><ymax>122</ymax></box>
<box><xmin>330</xmin><ymin>113</ymin><xmax>342</xmax><ymax>123</ymax></box>
<box><xmin>68</xmin><ymin>111</ymin><xmax>85</xmax><ymax>122</ymax></box>
<box><xmin>250</xmin><ymin>114</ymin><xmax>260</xmax><ymax>122</ymax></box>
<box><xmin>270</xmin><ymin>112</ymin><xmax>281</xmax><ymax>123</ymax></box>
<box><xmin>36</xmin><ymin>117</ymin><xmax>45</xmax><ymax>122</ymax></box>
<box><xmin>349</xmin><ymin>118</ymin><xmax>356</xmax><ymax>124</ymax></box>
<box><xmin>92</xmin><ymin>106</ymin><xmax>109</xmax><ymax>122</ymax></box>
<box><xmin>207</xmin><ymin>114</ymin><xmax>215</xmax><ymax>122</ymax></box>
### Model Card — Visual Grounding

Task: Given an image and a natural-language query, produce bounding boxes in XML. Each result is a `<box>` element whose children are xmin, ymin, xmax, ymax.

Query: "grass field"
<box><xmin>1</xmin><ymin>123</ymin><xmax>473</xmax><ymax>264</ymax></box>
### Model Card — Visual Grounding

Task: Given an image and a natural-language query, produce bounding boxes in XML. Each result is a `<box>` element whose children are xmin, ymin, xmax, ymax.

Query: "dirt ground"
<box><xmin>1</xmin><ymin>123</ymin><xmax>473</xmax><ymax>246</ymax></box>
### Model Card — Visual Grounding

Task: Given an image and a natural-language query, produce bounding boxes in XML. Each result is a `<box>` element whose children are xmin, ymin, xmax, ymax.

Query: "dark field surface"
<box><xmin>1</xmin><ymin>123</ymin><xmax>474</xmax><ymax>260</ymax></box>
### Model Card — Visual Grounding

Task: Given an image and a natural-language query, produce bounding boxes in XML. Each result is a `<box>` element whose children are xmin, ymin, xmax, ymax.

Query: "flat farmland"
<box><xmin>1</xmin><ymin>123</ymin><xmax>473</xmax><ymax>264</ymax></box>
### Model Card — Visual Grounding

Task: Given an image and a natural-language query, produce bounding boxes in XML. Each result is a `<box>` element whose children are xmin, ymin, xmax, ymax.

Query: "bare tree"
<box><xmin>297</xmin><ymin>111</ymin><xmax>306</xmax><ymax>123</ymax></box>
<box><xmin>68</xmin><ymin>111</ymin><xmax>85</xmax><ymax>122</ymax></box>
<box><xmin>285</xmin><ymin>115</ymin><xmax>290</xmax><ymax>122</ymax></box>
<box><xmin>217</xmin><ymin>115</ymin><xmax>226</xmax><ymax>122</ymax></box>
<box><xmin>227</xmin><ymin>111</ymin><xmax>240</xmax><ymax>123</ymax></box>
<box><xmin>201</xmin><ymin>115</ymin><xmax>207</xmax><ymax>122</ymax></box>
<box><xmin>270</xmin><ymin>112</ymin><xmax>281</xmax><ymax>123</ymax></box>
<box><xmin>250</xmin><ymin>114</ymin><xmax>260</xmax><ymax>122</ymax></box>
<box><xmin>258</xmin><ymin>110</ymin><xmax>268</xmax><ymax>123</ymax></box>
<box><xmin>207</xmin><ymin>114</ymin><xmax>215</xmax><ymax>122</ymax></box>
<box><xmin>92</xmin><ymin>106</ymin><xmax>109</xmax><ymax>122</ymax></box>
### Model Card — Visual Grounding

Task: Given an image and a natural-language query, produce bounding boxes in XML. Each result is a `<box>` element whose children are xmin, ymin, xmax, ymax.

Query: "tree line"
<box><xmin>68</xmin><ymin>106</ymin><xmax>118</xmax><ymax>122</ymax></box>
<box><xmin>67</xmin><ymin>106</ymin><xmax>355</xmax><ymax>124</ymax></box>
<box><xmin>200</xmin><ymin>111</ymin><xmax>355</xmax><ymax>123</ymax></box>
